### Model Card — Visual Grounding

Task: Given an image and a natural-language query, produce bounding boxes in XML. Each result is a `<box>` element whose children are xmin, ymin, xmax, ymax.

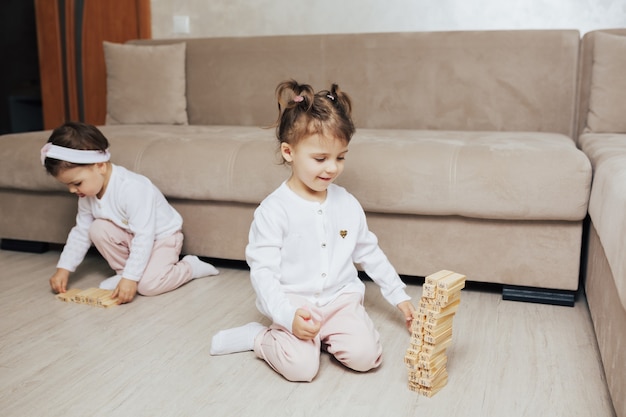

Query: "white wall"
<box><xmin>150</xmin><ymin>0</ymin><xmax>626</xmax><ymax>39</ymax></box>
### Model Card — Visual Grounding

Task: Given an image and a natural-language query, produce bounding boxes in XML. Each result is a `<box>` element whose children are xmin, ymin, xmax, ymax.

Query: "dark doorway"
<box><xmin>0</xmin><ymin>1</ymin><xmax>43</xmax><ymax>134</ymax></box>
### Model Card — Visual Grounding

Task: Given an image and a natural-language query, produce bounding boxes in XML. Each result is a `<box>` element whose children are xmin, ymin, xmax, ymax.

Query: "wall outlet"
<box><xmin>173</xmin><ymin>15</ymin><xmax>190</xmax><ymax>34</ymax></box>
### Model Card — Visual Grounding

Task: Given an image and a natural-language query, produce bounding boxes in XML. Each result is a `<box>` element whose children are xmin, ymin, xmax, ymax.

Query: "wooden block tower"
<box><xmin>404</xmin><ymin>270</ymin><xmax>466</xmax><ymax>396</ymax></box>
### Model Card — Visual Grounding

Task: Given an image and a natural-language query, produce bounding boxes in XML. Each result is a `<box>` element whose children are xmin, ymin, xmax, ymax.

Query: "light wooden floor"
<box><xmin>0</xmin><ymin>248</ymin><xmax>616</xmax><ymax>417</ymax></box>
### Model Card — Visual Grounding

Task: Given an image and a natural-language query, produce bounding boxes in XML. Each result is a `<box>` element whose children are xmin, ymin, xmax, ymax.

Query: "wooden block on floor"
<box><xmin>77</xmin><ymin>288</ymin><xmax>98</xmax><ymax>304</ymax></box>
<box><xmin>417</xmin><ymin>374</ymin><xmax>449</xmax><ymax>397</ymax></box>
<box><xmin>417</xmin><ymin>366</ymin><xmax>448</xmax><ymax>388</ymax></box>
<box><xmin>98</xmin><ymin>293</ymin><xmax>118</xmax><ymax>308</ymax></box>
<box><xmin>86</xmin><ymin>288</ymin><xmax>105</xmax><ymax>305</ymax></box>
<box><xmin>56</xmin><ymin>288</ymin><xmax>117</xmax><ymax>308</ymax></box>
<box><xmin>55</xmin><ymin>288</ymin><xmax>82</xmax><ymax>302</ymax></box>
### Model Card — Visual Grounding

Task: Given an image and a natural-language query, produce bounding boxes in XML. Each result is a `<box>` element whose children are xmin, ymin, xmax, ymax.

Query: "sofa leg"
<box><xmin>1</xmin><ymin>239</ymin><xmax>49</xmax><ymax>253</ymax></box>
<box><xmin>502</xmin><ymin>285</ymin><xmax>576</xmax><ymax>307</ymax></box>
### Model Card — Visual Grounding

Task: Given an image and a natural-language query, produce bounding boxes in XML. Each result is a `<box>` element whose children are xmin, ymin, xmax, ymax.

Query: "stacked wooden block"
<box><xmin>404</xmin><ymin>270</ymin><xmax>466</xmax><ymax>396</ymax></box>
<box><xmin>56</xmin><ymin>288</ymin><xmax>118</xmax><ymax>308</ymax></box>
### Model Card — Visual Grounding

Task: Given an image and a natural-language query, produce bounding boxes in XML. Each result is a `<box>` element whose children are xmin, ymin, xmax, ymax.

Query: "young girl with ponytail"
<box><xmin>210</xmin><ymin>80</ymin><xmax>416</xmax><ymax>382</ymax></box>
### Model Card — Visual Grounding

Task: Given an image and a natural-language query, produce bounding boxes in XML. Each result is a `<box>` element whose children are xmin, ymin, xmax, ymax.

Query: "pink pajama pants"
<box><xmin>254</xmin><ymin>292</ymin><xmax>382</xmax><ymax>382</ymax></box>
<box><xmin>88</xmin><ymin>219</ymin><xmax>193</xmax><ymax>296</ymax></box>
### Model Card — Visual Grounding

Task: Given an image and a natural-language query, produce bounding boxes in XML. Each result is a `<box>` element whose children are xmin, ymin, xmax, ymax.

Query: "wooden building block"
<box><xmin>419</xmin><ymin>335</ymin><xmax>453</xmax><ymax>357</ymax></box>
<box><xmin>55</xmin><ymin>288</ymin><xmax>83</xmax><ymax>302</ymax></box>
<box><xmin>438</xmin><ymin>282</ymin><xmax>465</xmax><ymax>300</ymax></box>
<box><xmin>408</xmin><ymin>381</ymin><xmax>421</xmax><ymax>393</ymax></box>
<box><xmin>436</xmin><ymin>290</ymin><xmax>461</xmax><ymax>306</ymax></box>
<box><xmin>417</xmin><ymin>366</ymin><xmax>447</xmax><ymax>387</ymax></box>
<box><xmin>411</xmin><ymin>319</ymin><xmax>425</xmax><ymax>333</ymax></box>
<box><xmin>417</xmin><ymin>346</ymin><xmax>446</xmax><ymax>361</ymax></box>
<box><xmin>411</xmin><ymin>310</ymin><xmax>426</xmax><ymax>321</ymax></box>
<box><xmin>86</xmin><ymin>288</ymin><xmax>103</xmax><ymax>305</ymax></box>
<box><xmin>405</xmin><ymin>355</ymin><xmax>419</xmax><ymax>368</ymax></box>
<box><xmin>98</xmin><ymin>294</ymin><xmax>118</xmax><ymax>308</ymax></box>
<box><xmin>422</xmin><ymin>282</ymin><xmax>437</xmax><ymax>298</ymax></box>
<box><xmin>409</xmin><ymin>336</ymin><xmax>424</xmax><ymax>350</ymax></box>
<box><xmin>90</xmin><ymin>288</ymin><xmax>109</xmax><ymax>299</ymax></box>
<box><xmin>424</xmin><ymin>327</ymin><xmax>453</xmax><ymax>345</ymax></box>
<box><xmin>427</xmin><ymin>318</ymin><xmax>454</xmax><ymax>336</ymax></box>
<box><xmin>424</xmin><ymin>315</ymin><xmax>453</xmax><ymax>332</ymax></box>
<box><xmin>426</xmin><ymin>299</ymin><xmax>461</xmax><ymax>319</ymax></box>
<box><xmin>425</xmin><ymin>270</ymin><xmax>454</xmax><ymax>285</ymax></box>
<box><xmin>421</xmin><ymin>365</ymin><xmax>446</xmax><ymax>380</ymax></box>
<box><xmin>77</xmin><ymin>288</ymin><xmax>100</xmax><ymax>304</ymax></box>
<box><xmin>417</xmin><ymin>386</ymin><xmax>442</xmax><ymax>397</ymax></box>
<box><xmin>56</xmin><ymin>288</ymin><xmax>117</xmax><ymax>308</ymax></box>
<box><xmin>418</xmin><ymin>354</ymin><xmax>447</xmax><ymax>372</ymax></box>
<box><xmin>418</xmin><ymin>374</ymin><xmax>449</xmax><ymax>397</ymax></box>
<box><xmin>436</xmin><ymin>272</ymin><xmax>466</xmax><ymax>291</ymax></box>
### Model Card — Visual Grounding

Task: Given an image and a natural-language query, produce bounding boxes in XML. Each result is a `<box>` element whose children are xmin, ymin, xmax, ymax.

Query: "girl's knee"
<box><xmin>88</xmin><ymin>218</ymin><xmax>109</xmax><ymax>242</ymax></box>
<box><xmin>348</xmin><ymin>351</ymin><xmax>382</xmax><ymax>372</ymax></box>
<box><xmin>280</xmin><ymin>357</ymin><xmax>320</xmax><ymax>382</ymax></box>
<box><xmin>255</xmin><ymin>335</ymin><xmax>320</xmax><ymax>382</ymax></box>
<box><xmin>337</xmin><ymin>341</ymin><xmax>382</xmax><ymax>372</ymax></box>
<box><xmin>136</xmin><ymin>279</ymin><xmax>163</xmax><ymax>297</ymax></box>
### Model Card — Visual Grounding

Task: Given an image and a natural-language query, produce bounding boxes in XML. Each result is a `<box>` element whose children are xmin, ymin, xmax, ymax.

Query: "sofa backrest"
<box><xmin>577</xmin><ymin>28</ymin><xmax>626</xmax><ymax>139</ymax></box>
<box><xmin>133</xmin><ymin>30</ymin><xmax>580</xmax><ymax>137</ymax></box>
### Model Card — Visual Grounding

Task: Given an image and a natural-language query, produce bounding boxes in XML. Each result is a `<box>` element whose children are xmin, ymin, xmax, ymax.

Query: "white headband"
<box><xmin>41</xmin><ymin>143</ymin><xmax>111</xmax><ymax>165</ymax></box>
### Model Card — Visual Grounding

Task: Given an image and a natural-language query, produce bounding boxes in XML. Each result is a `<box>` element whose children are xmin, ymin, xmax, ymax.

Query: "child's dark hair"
<box><xmin>44</xmin><ymin>121</ymin><xmax>109</xmax><ymax>176</ymax></box>
<box><xmin>274</xmin><ymin>80</ymin><xmax>355</xmax><ymax>158</ymax></box>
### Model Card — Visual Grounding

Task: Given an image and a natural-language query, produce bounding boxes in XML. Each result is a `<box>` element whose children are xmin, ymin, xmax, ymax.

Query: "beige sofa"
<box><xmin>577</xmin><ymin>29</ymin><xmax>626</xmax><ymax>417</ymax></box>
<box><xmin>0</xmin><ymin>30</ymin><xmax>591</xmax><ymax>305</ymax></box>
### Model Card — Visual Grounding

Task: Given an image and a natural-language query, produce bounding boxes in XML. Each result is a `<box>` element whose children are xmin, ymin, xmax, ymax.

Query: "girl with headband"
<box><xmin>210</xmin><ymin>80</ymin><xmax>416</xmax><ymax>382</ymax></box>
<box><xmin>42</xmin><ymin>121</ymin><xmax>219</xmax><ymax>304</ymax></box>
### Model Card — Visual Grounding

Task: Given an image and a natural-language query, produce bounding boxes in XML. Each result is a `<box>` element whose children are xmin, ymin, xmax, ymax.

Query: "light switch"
<box><xmin>173</xmin><ymin>15</ymin><xmax>190</xmax><ymax>34</ymax></box>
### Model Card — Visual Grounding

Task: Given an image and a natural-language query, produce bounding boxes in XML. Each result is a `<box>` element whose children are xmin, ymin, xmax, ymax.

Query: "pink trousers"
<box><xmin>254</xmin><ymin>292</ymin><xmax>382</xmax><ymax>382</ymax></box>
<box><xmin>88</xmin><ymin>219</ymin><xmax>193</xmax><ymax>296</ymax></box>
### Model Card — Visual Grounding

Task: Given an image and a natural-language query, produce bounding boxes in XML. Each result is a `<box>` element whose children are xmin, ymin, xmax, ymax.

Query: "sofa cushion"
<box><xmin>340</xmin><ymin>129</ymin><xmax>591</xmax><ymax>221</ymax></box>
<box><xmin>579</xmin><ymin>133</ymin><xmax>626</xmax><ymax>310</ymax></box>
<box><xmin>0</xmin><ymin>126</ymin><xmax>590</xmax><ymax>222</ymax></box>
<box><xmin>132</xmin><ymin>30</ymin><xmax>580</xmax><ymax>137</ymax></box>
<box><xmin>104</xmin><ymin>41</ymin><xmax>188</xmax><ymax>125</ymax></box>
<box><xmin>587</xmin><ymin>32</ymin><xmax>626</xmax><ymax>133</ymax></box>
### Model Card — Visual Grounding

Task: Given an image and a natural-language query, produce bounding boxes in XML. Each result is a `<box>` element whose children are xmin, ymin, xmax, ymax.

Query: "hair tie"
<box><xmin>327</xmin><ymin>94</ymin><xmax>335</xmax><ymax>101</ymax></box>
<box><xmin>293</xmin><ymin>95</ymin><xmax>304</xmax><ymax>103</ymax></box>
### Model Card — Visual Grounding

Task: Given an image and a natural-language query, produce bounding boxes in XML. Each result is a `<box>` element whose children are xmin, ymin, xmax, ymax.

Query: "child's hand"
<box><xmin>49</xmin><ymin>268</ymin><xmax>70</xmax><ymax>294</ymax></box>
<box><xmin>112</xmin><ymin>278</ymin><xmax>138</xmax><ymax>304</ymax></box>
<box><xmin>397</xmin><ymin>300</ymin><xmax>416</xmax><ymax>332</ymax></box>
<box><xmin>292</xmin><ymin>308</ymin><xmax>321</xmax><ymax>341</ymax></box>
